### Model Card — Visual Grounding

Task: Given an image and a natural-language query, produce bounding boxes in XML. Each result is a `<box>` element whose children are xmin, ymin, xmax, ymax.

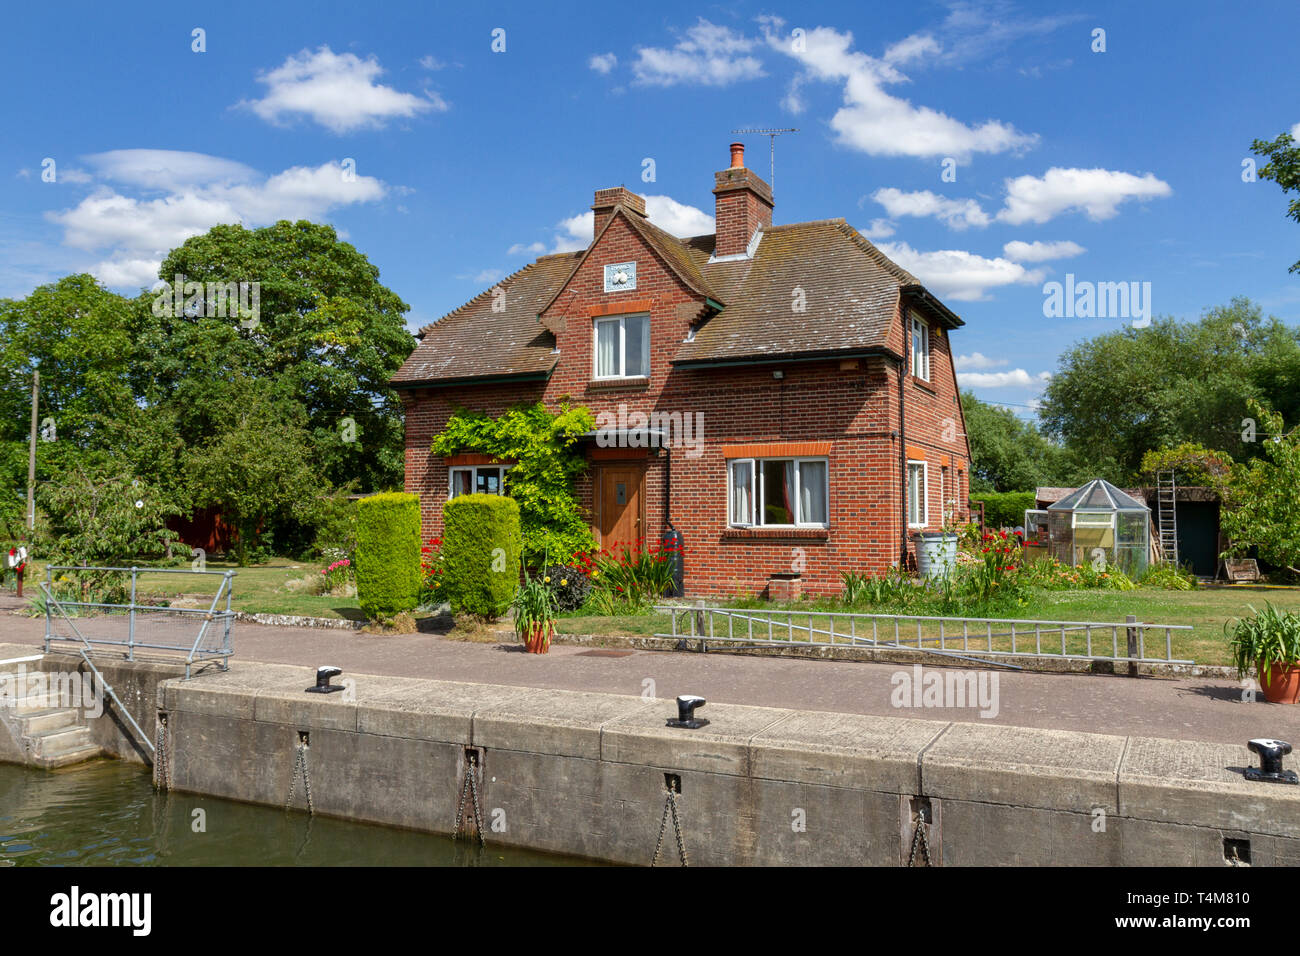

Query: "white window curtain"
<box><xmin>729</xmin><ymin>460</ymin><xmax>753</xmax><ymax>524</ymax></box>
<box><xmin>596</xmin><ymin>320</ymin><xmax>619</xmax><ymax>376</ymax></box>
<box><xmin>799</xmin><ymin>460</ymin><xmax>827</xmax><ymax>524</ymax></box>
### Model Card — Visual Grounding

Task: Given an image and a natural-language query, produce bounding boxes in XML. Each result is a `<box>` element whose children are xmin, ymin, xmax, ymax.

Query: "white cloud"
<box><xmin>871</xmin><ymin>187</ymin><xmax>991</xmax><ymax>229</ymax></box>
<box><xmin>633</xmin><ymin>19</ymin><xmax>764</xmax><ymax>86</ymax></box>
<box><xmin>84</xmin><ymin>150</ymin><xmax>258</xmax><ymax>191</ymax></box>
<box><xmin>419</xmin><ymin>55</ymin><xmax>446</xmax><ymax>70</ymax></box>
<box><xmin>472</xmin><ymin>269</ymin><xmax>503</xmax><ymax>284</ymax></box>
<box><xmin>997</xmin><ymin>167</ymin><xmax>1172</xmax><ymax>225</ymax></box>
<box><xmin>240</xmin><ymin>46</ymin><xmax>444</xmax><ymax>133</ymax></box>
<box><xmin>1291</xmin><ymin>122</ymin><xmax>1300</xmax><ymax>140</ymax></box>
<box><xmin>589</xmin><ymin>53</ymin><xmax>618</xmax><ymax>74</ymax></box>
<box><xmin>764</xmin><ymin>23</ymin><xmax>1036</xmax><ymax>160</ymax></box>
<box><xmin>1002</xmin><ymin>239</ymin><xmax>1086</xmax><ymax>262</ymax></box>
<box><xmin>859</xmin><ymin>218</ymin><xmax>896</xmax><ymax>240</ymax></box>
<box><xmin>955</xmin><ymin>352</ymin><xmax>1007</xmax><ymax>370</ymax></box>
<box><xmin>958</xmin><ymin>368</ymin><xmax>1052</xmax><ymax>388</ymax></box>
<box><xmin>46</xmin><ymin>151</ymin><xmax>386</xmax><ymax>288</ymax></box>
<box><xmin>507</xmin><ymin>241</ymin><xmax>547</xmax><ymax>256</ymax></box>
<box><xmin>553</xmin><ymin>212</ymin><xmax>594</xmax><ymax>253</ymax></box>
<box><xmin>645</xmin><ymin>195</ymin><xmax>714</xmax><ymax>237</ymax></box>
<box><xmin>877</xmin><ymin>240</ymin><xmax>1045</xmax><ymax>301</ymax></box>
<box><xmin>882</xmin><ymin>34</ymin><xmax>941</xmax><ymax>66</ymax></box>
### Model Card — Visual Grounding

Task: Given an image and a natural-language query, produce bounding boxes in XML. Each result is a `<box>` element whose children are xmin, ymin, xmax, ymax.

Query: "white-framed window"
<box><xmin>727</xmin><ymin>458</ymin><xmax>829</xmax><ymax>527</ymax></box>
<box><xmin>449</xmin><ymin>465</ymin><xmax>510</xmax><ymax>499</ymax></box>
<box><xmin>907</xmin><ymin>460</ymin><xmax>928</xmax><ymax>528</ymax></box>
<box><xmin>910</xmin><ymin>312</ymin><xmax>930</xmax><ymax>382</ymax></box>
<box><xmin>593</xmin><ymin>313</ymin><xmax>650</xmax><ymax>379</ymax></box>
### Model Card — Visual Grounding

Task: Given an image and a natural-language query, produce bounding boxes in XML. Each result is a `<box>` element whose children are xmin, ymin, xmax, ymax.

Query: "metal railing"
<box><xmin>42</xmin><ymin>566</ymin><xmax>235</xmax><ymax>680</ymax></box>
<box><xmin>653</xmin><ymin>605</ymin><xmax>1194</xmax><ymax>667</ymax></box>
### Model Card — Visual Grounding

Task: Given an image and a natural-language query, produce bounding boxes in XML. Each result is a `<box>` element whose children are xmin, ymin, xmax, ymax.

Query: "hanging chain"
<box><xmin>285</xmin><ymin>743</ymin><xmax>314</xmax><ymax>814</ymax></box>
<box><xmin>651</xmin><ymin>787</ymin><xmax>689</xmax><ymax>867</ymax></box>
<box><xmin>154</xmin><ymin>716</ymin><xmax>170</xmax><ymax>791</ymax></box>
<box><xmin>907</xmin><ymin>807</ymin><xmax>932</xmax><ymax>867</ymax></box>
<box><xmin>454</xmin><ymin>752</ymin><xmax>485</xmax><ymax>845</ymax></box>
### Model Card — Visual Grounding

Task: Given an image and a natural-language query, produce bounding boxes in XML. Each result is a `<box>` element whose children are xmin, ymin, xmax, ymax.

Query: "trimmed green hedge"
<box><xmin>441</xmin><ymin>493</ymin><xmax>522</xmax><ymax>619</ymax></box>
<box><xmin>354</xmin><ymin>492</ymin><xmax>421</xmax><ymax>620</ymax></box>
<box><xmin>972</xmin><ymin>490</ymin><xmax>1037</xmax><ymax>530</ymax></box>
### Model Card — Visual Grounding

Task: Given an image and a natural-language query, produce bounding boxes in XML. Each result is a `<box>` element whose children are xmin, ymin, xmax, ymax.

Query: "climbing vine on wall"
<box><xmin>431</xmin><ymin>402</ymin><xmax>595</xmax><ymax>565</ymax></box>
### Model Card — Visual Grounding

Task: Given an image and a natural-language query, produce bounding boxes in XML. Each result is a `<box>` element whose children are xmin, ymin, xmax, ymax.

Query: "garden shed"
<box><xmin>1045</xmin><ymin>479</ymin><xmax>1151</xmax><ymax>576</ymax></box>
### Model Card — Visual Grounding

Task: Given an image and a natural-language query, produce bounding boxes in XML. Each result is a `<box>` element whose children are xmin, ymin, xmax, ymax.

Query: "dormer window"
<box><xmin>910</xmin><ymin>312</ymin><xmax>930</xmax><ymax>382</ymax></box>
<box><xmin>594</xmin><ymin>313</ymin><xmax>649</xmax><ymax>379</ymax></box>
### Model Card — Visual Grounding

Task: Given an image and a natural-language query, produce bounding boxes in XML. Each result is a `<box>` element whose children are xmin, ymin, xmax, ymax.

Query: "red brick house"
<box><xmin>393</xmin><ymin>144</ymin><xmax>973</xmax><ymax>598</ymax></box>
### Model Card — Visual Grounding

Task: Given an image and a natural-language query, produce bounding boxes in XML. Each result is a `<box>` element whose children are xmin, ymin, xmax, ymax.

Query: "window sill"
<box><xmin>588</xmin><ymin>376</ymin><xmax>650</xmax><ymax>391</ymax></box>
<box><xmin>723</xmin><ymin>527</ymin><xmax>830</xmax><ymax>540</ymax></box>
<box><xmin>910</xmin><ymin>377</ymin><xmax>935</xmax><ymax>395</ymax></box>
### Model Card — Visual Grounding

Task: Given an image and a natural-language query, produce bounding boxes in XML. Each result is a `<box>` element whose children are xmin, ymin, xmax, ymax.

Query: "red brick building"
<box><xmin>392</xmin><ymin>144</ymin><xmax>972</xmax><ymax>598</ymax></box>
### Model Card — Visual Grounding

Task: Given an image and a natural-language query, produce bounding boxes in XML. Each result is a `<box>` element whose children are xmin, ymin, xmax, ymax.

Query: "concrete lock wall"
<box><xmin>93</xmin><ymin>659</ymin><xmax>1299</xmax><ymax>867</ymax></box>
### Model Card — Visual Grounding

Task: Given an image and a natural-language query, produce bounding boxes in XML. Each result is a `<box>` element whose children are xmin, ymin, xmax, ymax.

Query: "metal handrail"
<box><xmin>40</xmin><ymin>581</ymin><xmax>155</xmax><ymax>758</ymax></box>
<box><xmin>42</xmin><ymin>565</ymin><xmax>235</xmax><ymax>678</ymax></box>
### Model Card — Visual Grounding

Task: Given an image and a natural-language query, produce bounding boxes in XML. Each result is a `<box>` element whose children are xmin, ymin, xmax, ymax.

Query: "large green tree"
<box><xmin>961</xmin><ymin>392</ymin><xmax>1099</xmax><ymax>491</ymax></box>
<box><xmin>139</xmin><ymin>220</ymin><xmax>414</xmax><ymax>493</ymax></box>
<box><xmin>1039</xmin><ymin>298</ymin><xmax>1300</xmax><ymax>480</ymax></box>
<box><xmin>183</xmin><ymin>378</ymin><xmax>323</xmax><ymax>565</ymax></box>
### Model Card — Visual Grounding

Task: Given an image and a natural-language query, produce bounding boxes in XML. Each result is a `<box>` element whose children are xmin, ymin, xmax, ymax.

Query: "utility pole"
<box><xmin>27</xmin><ymin>370</ymin><xmax>37</xmax><ymax>531</ymax></box>
<box><xmin>730</xmin><ymin>127</ymin><xmax>799</xmax><ymax>190</ymax></box>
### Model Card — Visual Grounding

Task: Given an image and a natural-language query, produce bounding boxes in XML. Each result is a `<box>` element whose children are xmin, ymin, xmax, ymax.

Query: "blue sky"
<box><xmin>2</xmin><ymin>0</ymin><xmax>1297</xmax><ymax>418</ymax></box>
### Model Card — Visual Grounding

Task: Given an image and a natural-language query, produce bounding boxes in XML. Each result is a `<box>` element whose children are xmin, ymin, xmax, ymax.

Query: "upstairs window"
<box><xmin>910</xmin><ymin>312</ymin><xmax>930</xmax><ymax>382</ymax></box>
<box><xmin>594</xmin><ymin>314</ymin><xmax>650</xmax><ymax>379</ymax></box>
<box><xmin>449</xmin><ymin>465</ymin><xmax>509</xmax><ymax>499</ymax></box>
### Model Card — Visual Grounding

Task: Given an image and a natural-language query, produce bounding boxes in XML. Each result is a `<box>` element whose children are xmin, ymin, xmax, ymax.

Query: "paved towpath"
<box><xmin>2</xmin><ymin>607</ymin><xmax>1296</xmax><ymax>746</ymax></box>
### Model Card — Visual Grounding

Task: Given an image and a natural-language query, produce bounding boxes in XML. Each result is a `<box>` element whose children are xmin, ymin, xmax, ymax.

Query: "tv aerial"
<box><xmin>730</xmin><ymin>127</ymin><xmax>799</xmax><ymax>189</ymax></box>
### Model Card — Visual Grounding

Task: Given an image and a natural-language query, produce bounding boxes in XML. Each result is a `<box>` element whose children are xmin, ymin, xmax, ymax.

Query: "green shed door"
<box><xmin>1175</xmin><ymin>502</ymin><xmax>1218</xmax><ymax>577</ymax></box>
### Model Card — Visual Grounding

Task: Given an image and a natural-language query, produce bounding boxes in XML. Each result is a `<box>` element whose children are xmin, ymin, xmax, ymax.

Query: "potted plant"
<box><xmin>511</xmin><ymin>565</ymin><xmax>557</xmax><ymax>654</ymax></box>
<box><xmin>1228</xmin><ymin>603</ymin><xmax>1300</xmax><ymax>704</ymax></box>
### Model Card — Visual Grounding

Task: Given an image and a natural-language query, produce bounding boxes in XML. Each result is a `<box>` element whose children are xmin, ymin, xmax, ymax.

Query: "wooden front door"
<box><xmin>596</xmin><ymin>466</ymin><xmax>644</xmax><ymax>551</ymax></box>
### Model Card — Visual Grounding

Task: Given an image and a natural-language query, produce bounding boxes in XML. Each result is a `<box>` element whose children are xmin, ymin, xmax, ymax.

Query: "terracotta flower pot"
<box><xmin>1258</xmin><ymin>663</ymin><xmax>1300</xmax><ymax>704</ymax></box>
<box><xmin>524</xmin><ymin>622</ymin><xmax>554</xmax><ymax>654</ymax></box>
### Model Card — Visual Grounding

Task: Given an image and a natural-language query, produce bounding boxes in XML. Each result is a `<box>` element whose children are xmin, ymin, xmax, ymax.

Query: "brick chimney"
<box><xmin>713</xmin><ymin>142</ymin><xmax>773</xmax><ymax>257</ymax></box>
<box><xmin>592</xmin><ymin>186</ymin><xmax>647</xmax><ymax>238</ymax></box>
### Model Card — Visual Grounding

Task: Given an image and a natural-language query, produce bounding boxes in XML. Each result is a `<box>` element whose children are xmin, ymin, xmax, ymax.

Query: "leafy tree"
<box><xmin>0</xmin><ymin>274</ymin><xmax>138</xmax><ymax>450</ymax></box>
<box><xmin>1251</xmin><ymin>130</ymin><xmax>1300</xmax><ymax>272</ymax></box>
<box><xmin>140</xmin><ymin>220</ymin><xmax>413</xmax><ymax>493</ymax></box>
<box><xmin>432</xmin><ymin>403</ymin><xmax>595</xmax><ymax>564</ymax></box>
<box><xmin>1221</xmin><ymin>399</ymin><xmax>1300</xmax><ymax>572</ymax></box>
<box><xmin>1039</xmin><ymin>299</ymin><xmax>1300</xmax><ymax>479</ymax></box>
<box><xmin>960</xmin><ymin>393</ymin><xmax>1097</xmax><ymax>491</ymax></box>
<box><xmin>183</xmin><ymin>379</ymin><xmax>323</xmax><ymax>565</ymax></box>
<box><xmin>36</xmin><ymin>460</ymin><xmax>187</xmax><ymax>600</ymax></box>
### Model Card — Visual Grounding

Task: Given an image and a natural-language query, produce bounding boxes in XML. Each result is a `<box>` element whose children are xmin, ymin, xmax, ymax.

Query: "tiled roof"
<box><xmin>675</xmin><ymin>219</ymin><xmax>924</xmax><ymax>365</ymax></box>
<box><xmin>391</xmin><ymin>213</ymin><xmax>959</xmax><ymax>385</ymax></box>
<box><xmin>391</xmin><ymin>252</ymin><xmax>581</xmax><ymax>386</ymax></box>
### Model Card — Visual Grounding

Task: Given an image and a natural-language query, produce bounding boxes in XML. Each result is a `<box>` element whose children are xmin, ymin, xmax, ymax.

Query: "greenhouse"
<box><xmin>1045</xmin><ymin>479</ymin><xmax>1151</xmax><ymax>576</ymax></box>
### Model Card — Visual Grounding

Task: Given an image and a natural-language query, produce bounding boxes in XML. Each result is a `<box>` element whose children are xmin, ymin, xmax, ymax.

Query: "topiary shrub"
<box><xmin>354</xmin><ymin>492</ymin><xmax>422</xmax><ymax>620</ymax></box>
<box><xmin>441</xmin><ymin>493</ymin><xmax>522</xmax><ymax>620</ymax></box>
